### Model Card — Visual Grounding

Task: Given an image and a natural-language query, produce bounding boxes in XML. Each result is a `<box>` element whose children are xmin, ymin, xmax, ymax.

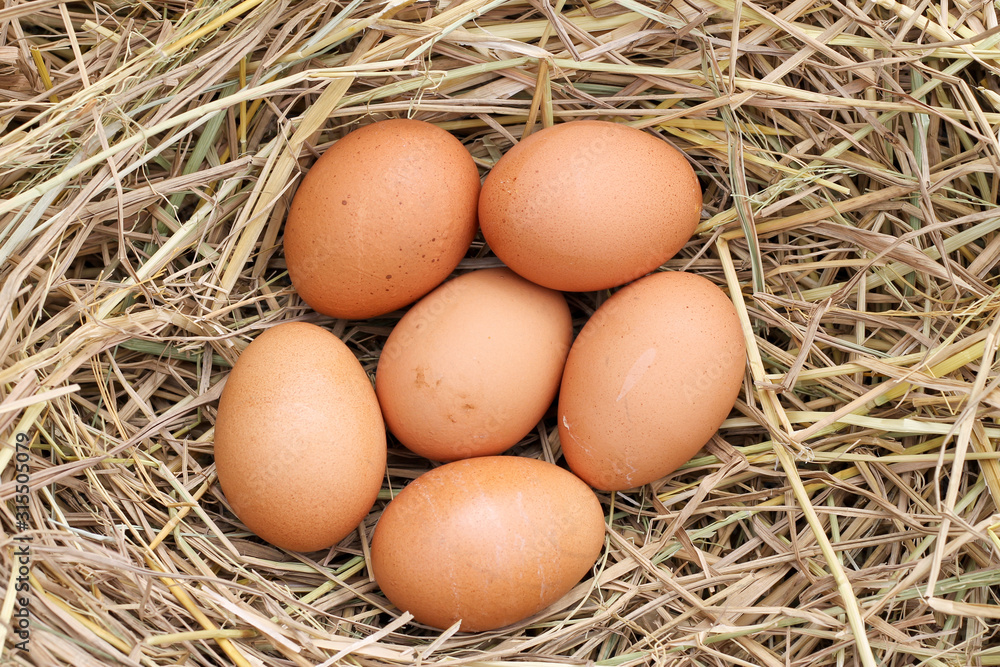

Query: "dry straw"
<box><xmin>1</xmin><ymin>0</ymin><xmax>999</xmax><ymax>664</ymax></box>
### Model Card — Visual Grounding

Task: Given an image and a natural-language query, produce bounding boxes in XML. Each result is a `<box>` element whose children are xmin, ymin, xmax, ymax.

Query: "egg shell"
<box><xmin>558</xmin><ymin>272</ymin><xmax>745</xmax><ymax>491</ymax></box>
<box><xmin>371</xmin><ymin>456</ymin><xmax>605</xmax><ymax>632</ymax></box>
<box><xmin>214</xmin><ymin>322</ymin><xmax>386</xmax><ymax>552</ymax></box>
<box><xmin>478</xmin><ymin>120</ymin><xmax>702</xmax><ymax>292</ymax></box>
<box><xmin>375</xmin><ymin>268</ymin><xmax>572</xmax><ymax>462</ymax></box>
<box><xmin>284</xmin><ymin>119</ymin><xmax>480</xmax><ymax>319</ymax></box>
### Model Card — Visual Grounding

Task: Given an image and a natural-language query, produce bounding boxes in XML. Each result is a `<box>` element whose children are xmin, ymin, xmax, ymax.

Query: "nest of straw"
<box><xmin>3</xmin><ymin>0</ymin><xmax>1000</xmax><ymax>665</ymax></box>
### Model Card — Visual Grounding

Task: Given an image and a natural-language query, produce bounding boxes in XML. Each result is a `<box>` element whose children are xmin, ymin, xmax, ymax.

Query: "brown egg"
<box><xmin>479</xmin><ymin>120</ymin><xmax>701</xmax><ymax>292</ymax></box>
<box><xmin>214</xmin><ymin>322</ymin><xmax>386</xmax><ymax>551</ymax></box>
<box><xmin>284</xmin><ymin>119</ymin><xmax>480</xmax><ymax>319</ymax></box>
<box><xmin>558</xmin><ymin>272</ymin><xmax>745</xmax><ymax>491</ymax></box>
<box><xmin>375</xmin><ymin>268</ymin><xmax>572</xmax><ymax>462</ymax></box>
<box><xmin>371</xmin><ymin>456</ymin><xmax>605</xmax><ymax>631</ymax></box>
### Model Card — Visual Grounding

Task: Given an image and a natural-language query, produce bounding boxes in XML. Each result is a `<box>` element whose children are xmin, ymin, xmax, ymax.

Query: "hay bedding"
<box><xmin>1</xmin><ymin>0</ymin><xmax>1000</xmax><ymax>664</ymax></box>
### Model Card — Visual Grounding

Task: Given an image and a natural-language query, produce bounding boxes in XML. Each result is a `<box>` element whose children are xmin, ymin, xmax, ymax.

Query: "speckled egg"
<box><xmin>284</xmin><ymin>119</ymin><xmax>480</xmax><ymax>319</ymax></box>
<box><xmin>558</xmin><ymin>272</ymin><xmax>745</xmax><ymax>491</ymax></box>
<box><xmin>214</xmin><ymin>322</ymin><xmax>386</xmax><ymax>551</ymax></box>
<box><xmin>375</xmin><ymin>268</ymin><xmax>572</xmax><ymax>462</ymax></box>
<box><xmin>479</xmin><ymin>120</ymin><xmax>702</xmax><ymax>292</ymax></box>
<box><xmin>371</xmin><ymin>456</ymin><xmax>605</xmax><ymax>632</ymax></box>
